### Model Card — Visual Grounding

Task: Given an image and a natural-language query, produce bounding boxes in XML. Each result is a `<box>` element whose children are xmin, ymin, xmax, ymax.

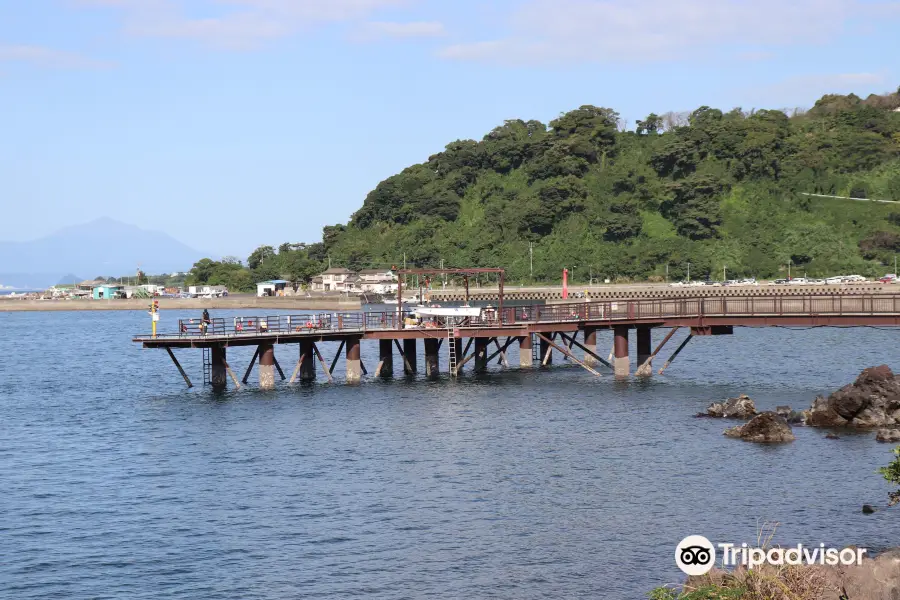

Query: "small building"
<box><xmin>358</xmin><ymin>268</ymin><xmax>398</xmax><ymax>293</ymax></box>
<box><xmin>257</xmin><ymin>280</ymin><xmax>289</xmax><ymax>297</ymax></box>
<box><xmin>78</xmin><ymin>279</ymin><xmax>106</xmax><ymax>292</ymax></box>
<box><xmin>92</xmin><ymin>284</ymin><xmax>124</xmax><ymax>300</ymax></box>
<box><xmin>321</xmin><ymin>267</ymin><xmax>355</xmax><ymax>292</ymax></box>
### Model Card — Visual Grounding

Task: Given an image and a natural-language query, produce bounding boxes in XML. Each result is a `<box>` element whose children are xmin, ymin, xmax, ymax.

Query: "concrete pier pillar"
<box><xmin>211</xmin><ymin>347</ymin><xmax>227</xmax><ymax>391</ymax></box>
<box><xmin>474</xmin><ymin>338</ymin><xmax>489</xmax><ymax>372</ymax></box>
<box><xmin>299</xmin><ymin>340</ymin><xmax>316</xmax><ymax>381</ymax></box>
<box><xmin>519</xmin><ymin>336</ymin><xmax>533</xmax><ymax>368</ymax></box>
<box><xmin>539</xmin><ymin>335</ymin><xmax>552</xmax><ymax>365</ymax></box>
<box><xmin>583</xmin><ymin>327</ymin><xmax>598</xmax><ymax>366</ymax></box>
<box><xmin>614</xmin><ymin>325</ymin><xmax>630</xmax><ymax>378</ymax></box>
<box><xmin>403</xmin><ymin>339</ymin><xmax>417</xmax><ymax>374</ymax></box>
<box><xmin>424</xmin><ymin>338</ymin><xmax>440</xmax><ymax>377</ymax></box>
<box><xmin>258</xmin><ymin>344</ymin><xmax>275</xmax><ymax>389</ymax></box>
<box><xmin>453</xmin><ymin>338</ymin><xmax>463</xmax><ymax>373</ymax></box>
<box><xmin>636</xmin><ymin>327</ymin><xmax>652</xmax><ymax>377</ymax></box>
<box><xmin>346</xmin><ymin>337</ymin><xmax>362</xmax><ymax>383</ymax></box>
<box><xmin>378</xmin><ymin>339</ymin><xmax>393</xmax><ymax>377</ymax></box>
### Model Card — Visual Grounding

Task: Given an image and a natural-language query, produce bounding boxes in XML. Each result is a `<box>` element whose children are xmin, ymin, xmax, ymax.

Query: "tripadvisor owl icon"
<box><xmin>675</xmin><ymin>535</ymin><xmax>716</xmax><ymax>576</ymax></box>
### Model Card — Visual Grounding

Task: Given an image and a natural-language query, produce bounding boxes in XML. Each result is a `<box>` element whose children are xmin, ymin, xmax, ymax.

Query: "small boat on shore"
<box><xmin>384</xmin><ymin>293</ymin><xmax>421</xmax><ymax>305</ymax></box>
<box><xmin>413</xmin><ymin>305</ymin><xmax>482</xmax><ymax>318</ymax></box>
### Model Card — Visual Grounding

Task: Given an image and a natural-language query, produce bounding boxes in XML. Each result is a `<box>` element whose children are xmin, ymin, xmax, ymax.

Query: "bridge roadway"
<box><xmin>133</xmin><ymin>292</ymin><xmax>900</xmax><ymax>389</ymax></box>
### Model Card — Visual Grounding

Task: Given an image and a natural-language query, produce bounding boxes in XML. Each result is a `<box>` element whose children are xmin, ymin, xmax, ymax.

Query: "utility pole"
<box><xmin>529</xmin><ymin>242</ymin><xmax>534</xmax><ymax>281</ymax></box>
<box><xmin>723</xmin><ymin>265</ymin><xmax>726</xmax><ymax>282</ymax></box>
<box><xmin>665</xmin><ymin>263</ymin><xmax>668</xmax><ymax>282</ymax></box>
<box><xmin>788</xmin><ymin>259</ymin><xmax>791</xmax><ymax>280</ymax></box>
<box><xmin>687</xmin><ymin>262</ymin><xmax>691</xmax><ymax>282</ymax></box>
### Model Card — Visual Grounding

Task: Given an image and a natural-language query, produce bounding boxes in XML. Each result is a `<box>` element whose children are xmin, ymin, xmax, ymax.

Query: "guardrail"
<box><xmin>136</xmin><ymin>294</ymin><xmax>900</xmax><ymax>339</ymax></box>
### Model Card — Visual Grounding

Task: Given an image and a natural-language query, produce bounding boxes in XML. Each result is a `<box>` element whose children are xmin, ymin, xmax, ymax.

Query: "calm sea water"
<box><xmin>1</xmin><ymin>309</ymin><xmax>898</xmax><ymax>599</ymax></box>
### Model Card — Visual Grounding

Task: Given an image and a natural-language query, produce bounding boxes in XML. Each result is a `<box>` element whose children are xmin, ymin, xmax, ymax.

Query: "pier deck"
<box><xmin>132</xmin><ymin>293</ymin><xmax>900</xmax><ymax>388</ymax></box>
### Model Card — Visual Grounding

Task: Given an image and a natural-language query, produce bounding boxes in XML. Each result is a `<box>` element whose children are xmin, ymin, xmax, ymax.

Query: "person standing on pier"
<box><xmin>201</xmin><ymin>308</ymin><xmax>211</xmax><ymax>335</ymax></box>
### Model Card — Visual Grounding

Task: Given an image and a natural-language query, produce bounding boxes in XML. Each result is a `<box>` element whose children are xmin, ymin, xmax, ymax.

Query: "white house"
<box><xmin>257</xmin><ymin>280</ymin><xmax>289</xmax><ymax>297</ymax></box>
<box><xmin>357</xmin><ymin>268</ymin><xmax>398</xmax><ymax>293</ymax></box>
<box><xmin>311</xmin><ymin>267</ymin><xmax>356</xmax><ymax>292</ymax></box>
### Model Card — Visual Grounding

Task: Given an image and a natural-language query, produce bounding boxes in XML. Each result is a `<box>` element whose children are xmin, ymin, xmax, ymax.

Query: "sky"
<box><xmin>1</xmin><ymin>0</ymin><xmax>899</xmax><ymax>260</ymax></box>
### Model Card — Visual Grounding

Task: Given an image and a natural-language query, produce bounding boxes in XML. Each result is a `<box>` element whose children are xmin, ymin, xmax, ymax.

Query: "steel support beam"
<box><xmin>613</xmin><ymin>325</ymin><xmax>630</xmax><ymax>378</ymax></box>
<box><xmin>346</xmin><ymin>337</ymin><xmax>362</xmax><ymax>383</ymax></box>
<box><xmin>259</xmin><ymin>344</ymin><xmax>276</xmax><ymax>389</ymax></box>
<box><xmin>534</xmin><ymin>333</ymin><xmax>601</xmax><ymax>377</ymax></box>
<box><xmin>165</xmin><ymin>347</ymin><xmax>193</xmax><ymax>388</ymax></box>
<box><xmin>635</xmin><ymin>327</ymin><xmax>652</xmax><ymax>378</ymax></box>
<box><xmin>658</xmin><ymin>334</ymin><xmax>693</xmax><ymax>375</ymax></box>
<box><xmin>519</xmin><ymin>335</ymin><xmax>533</xmax><ymax>367</ymax></box>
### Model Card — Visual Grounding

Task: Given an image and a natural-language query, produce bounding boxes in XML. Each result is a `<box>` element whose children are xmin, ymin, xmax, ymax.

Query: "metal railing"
<box><xmin>135</xmin><ymin>294</ymin><xmax>900</xmax><ymax>339</ymax></box>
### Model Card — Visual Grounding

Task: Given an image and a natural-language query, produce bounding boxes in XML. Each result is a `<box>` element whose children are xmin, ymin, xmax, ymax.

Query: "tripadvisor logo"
<box><xmin>675</xmin><ymin>535</ymin><xmax>716</xmax><ymax>576</ymax></box>
<box><xmin>675</xmin><ymin>535</ymin><xmax>868</xmax><ymax>575</ymax></box>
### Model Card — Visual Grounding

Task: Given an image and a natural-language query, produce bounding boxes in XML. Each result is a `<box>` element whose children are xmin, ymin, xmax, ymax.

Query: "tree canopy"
<box><xmin>186</xmin><ymin>89</ymin><xmax>900</xmax><ymax>289</ymax></box>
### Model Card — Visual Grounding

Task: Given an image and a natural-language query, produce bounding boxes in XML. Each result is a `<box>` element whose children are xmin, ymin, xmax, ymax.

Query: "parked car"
<box><xmin>825</xmin><ymin>276</ymin><xmax>844</xmax><ymax>285</ymax></box>
<box><xmin>788</xmin><ymin>277</ymin><xmax>809</xmax><ymax>285</ymax></box>
<box><xmin>770</xmin><ymin>279</ymin><xmax>788</xmax><ymax>285</ymax></box>
<box><xmin>879</xmin><ymin>274</ymin><xmax>897</xmax><ymax>283</ymax></box>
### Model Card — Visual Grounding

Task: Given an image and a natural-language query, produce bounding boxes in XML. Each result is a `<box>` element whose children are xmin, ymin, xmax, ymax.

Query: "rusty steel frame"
<box><xmin>137</xmin><ymin>293</ymin><xmax>900</xmax><ymax>351</ymax></box>
<box><xmin>396</xmin><ymin>268</ymin><xmax>506</xmax><ymax>328</ymax></box>
<box><xmin>534</xmin><ymin>333</ymin><xmax>601</xmax><ymax>377</ymax></box>
<box><xmin>557</xmin><ymin>332</ymin><xmax>613</xmax><ymax>369</ymax></box>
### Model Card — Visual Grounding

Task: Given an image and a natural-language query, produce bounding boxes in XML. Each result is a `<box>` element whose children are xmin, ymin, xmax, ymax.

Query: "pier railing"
<box><xmin>139</xmin><ymin>293</ymin><xmax>900</xmax><ymax>340</ymax></box>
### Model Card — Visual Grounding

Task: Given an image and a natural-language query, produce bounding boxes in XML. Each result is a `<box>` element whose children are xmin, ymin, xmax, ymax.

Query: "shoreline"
<box><xmin>0</xmin><ymin>296</ymin><xmax>362</xmax><ymax>312</ymax></box>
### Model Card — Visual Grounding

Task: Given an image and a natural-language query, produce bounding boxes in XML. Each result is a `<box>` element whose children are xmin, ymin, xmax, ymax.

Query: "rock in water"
<box><xmin>704</xmin><ymin>394</ymin><xmax>757</xmax><ymax>419</ymax></box>
<box><xmin>806</xmin><ymin>365</ymin><xmax>900</xmax><ymax>429</ymax></box>
<box><xmin>724</xmin><ymin>412</ymin><xmax>796</xmax><ymax>443</ymax></box>
<box><xmin>862</xmin><ymin>504</ymin><xmax>877</xmax><ymax>514</ymax></box>
<box><xmin>875</xmin><ymin>429</ymin><xmax>900</xmax><ymax>443</ymax></box>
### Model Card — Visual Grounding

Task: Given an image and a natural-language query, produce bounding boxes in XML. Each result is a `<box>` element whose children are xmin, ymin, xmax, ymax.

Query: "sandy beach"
<box><xmin>0</xmin><ymin>294</ymin><xmax>362</xmax><ymax>312</ymax></box>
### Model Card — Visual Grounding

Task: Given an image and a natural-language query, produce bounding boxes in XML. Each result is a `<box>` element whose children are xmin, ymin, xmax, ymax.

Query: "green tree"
<box><xmin>880</xmin><ymin>446</ymin><xmax>900</xmax><ymax>506</ymax></box>
<box><xmin>247</xmin><ymin>245</ymin><xmax>276</xmax><ymax>270</ymax></box>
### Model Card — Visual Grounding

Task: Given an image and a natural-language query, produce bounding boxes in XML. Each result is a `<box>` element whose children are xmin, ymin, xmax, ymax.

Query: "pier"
<box><xmin>134</xmin><ymin>289</ymin><xmax>900</xmax><ymax>389</ymax></box>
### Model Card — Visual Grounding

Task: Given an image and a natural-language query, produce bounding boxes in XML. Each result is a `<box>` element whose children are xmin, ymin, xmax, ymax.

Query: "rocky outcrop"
<box><xmin>818</xmin><ymin>547</ymin><xmax>900</xmax><ymax>599</ymax></box>
<box><xmin>701</xmin><ymin>394</ymin><xmax>757</xmax><ymax>419</ymax></box>
<box><xmin>876</xmin><ymin>429</ymin><xmax>900</xmax><ymax>443</ymax></box>
<box><xmin>724</xmin><ymin>412</ymin><xmax>795</xmax><ymax>443</ymax></box>
<box><xmin>806</xmin><ymin>365</ymin><xmax>900</xmax><ymax>429</ymax></box>
<box><xmin>684</xmin><ymin>547</ymin><xmax>900</xmax><ymax>599</ymax></box>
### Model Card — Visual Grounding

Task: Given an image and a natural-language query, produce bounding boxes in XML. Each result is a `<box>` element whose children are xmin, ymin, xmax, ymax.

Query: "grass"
<box><xmin>648</xmin><ymin>523</ymin><xmax>842</xmax><ymax>600</ymax></box>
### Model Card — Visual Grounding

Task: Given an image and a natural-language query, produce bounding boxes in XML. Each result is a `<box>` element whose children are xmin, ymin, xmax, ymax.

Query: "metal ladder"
<box><xmin>202</xmin><ymin>347</ymin><xmax>211</xmax><ymax>385</ymax></box>
<box><xmin>447</xmin><ymin>329</ymin><xmax>458</xmax><ymax>377</ymax></box>
<box><xmin>531</xmin><ymin>333</ymin><xmax>539</xmax><ymax>361</ymax></box>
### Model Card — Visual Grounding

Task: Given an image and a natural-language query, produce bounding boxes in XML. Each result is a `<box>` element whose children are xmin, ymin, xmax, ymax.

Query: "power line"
<box><xmin>800</xmin><ymin>192</ymin><xmax>900</xmax><ymax>205</ymax></box>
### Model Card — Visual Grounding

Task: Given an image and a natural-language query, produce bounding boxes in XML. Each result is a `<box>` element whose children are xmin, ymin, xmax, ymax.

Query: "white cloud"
<box><xmin>0</xmin><ymin>45</ymin><xmax>112</xmax><ymax>69</ymax></box>
<box><xmin>77</xmin><ymin>0</ymin><xmax>417</xmax><ymax>49</ymax></box>
<box><xmin>752</xmin><ymin>72</ymin><xmax>889</xmax><ymax>101</ymax></box>
<box><xmin>438</xmin><ymin>0</ymin><xmax>899</xmax><ymax>65</ymax></box>
<box><xmin>355</xmin><ymin>20</ymin><xmax>445</xmax><ymax>40</ymax></box>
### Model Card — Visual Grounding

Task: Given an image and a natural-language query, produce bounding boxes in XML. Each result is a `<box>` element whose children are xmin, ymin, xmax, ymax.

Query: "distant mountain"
<box><xmin>56</xmin><ymin>273</ymin><xmax>84</xmax><ymax>286</ymax></box>
<box><xmin>0</xmin><ymin>218</ymin><xmax>210</xmax><ymax>288</ymax></box>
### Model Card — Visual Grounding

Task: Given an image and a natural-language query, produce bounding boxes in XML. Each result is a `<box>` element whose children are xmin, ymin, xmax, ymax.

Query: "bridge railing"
<box><xmin>139</xmin><ymin>294</ymin><xmax>900</xmax><ymax>339</ymax></box>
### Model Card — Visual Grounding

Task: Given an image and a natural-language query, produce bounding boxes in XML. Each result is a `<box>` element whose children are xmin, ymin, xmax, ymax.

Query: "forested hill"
<box><xmin>316</xmin><ymin>89</ymin><xmax>900</xmax><ymax>283</ymax></box>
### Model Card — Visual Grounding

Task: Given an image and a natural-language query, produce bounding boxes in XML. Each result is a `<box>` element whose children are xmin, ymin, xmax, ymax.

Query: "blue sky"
<box><xmin>1</xmin><ymin>0</ymin><xmax>898</xmax><ymax>260</ymax></box>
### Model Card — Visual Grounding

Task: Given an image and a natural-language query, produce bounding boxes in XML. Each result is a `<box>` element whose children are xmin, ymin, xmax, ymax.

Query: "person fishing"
<box><xmin>200</xmin><ymin>308</ymin><xmax>211</xmax><ymax>335</ymax></box>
